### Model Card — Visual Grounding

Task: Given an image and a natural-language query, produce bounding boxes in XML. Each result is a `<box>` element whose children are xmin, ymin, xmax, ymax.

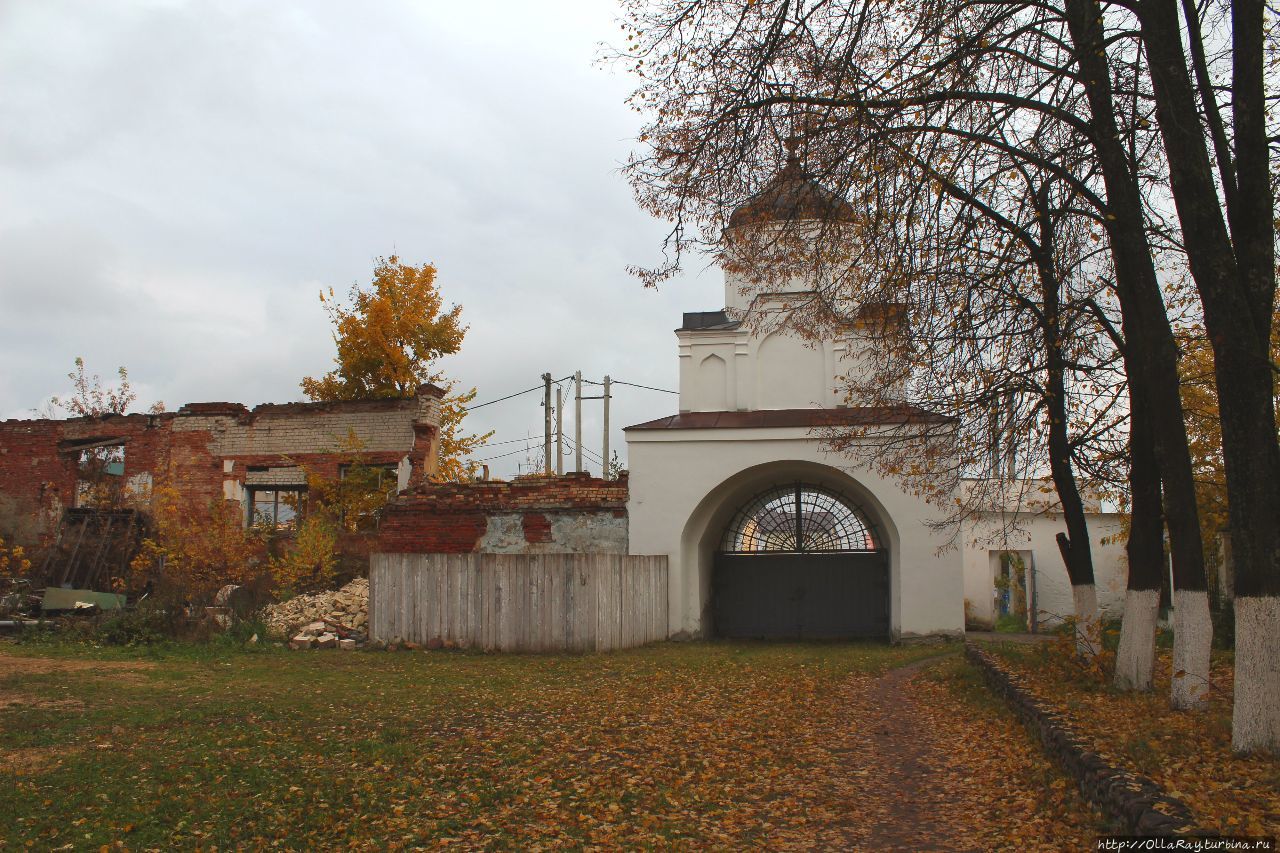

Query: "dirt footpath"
<box><xmin>823</xmin><ymin>655</ymin><xmax>1099</xmax><ymax>851</ymax></box>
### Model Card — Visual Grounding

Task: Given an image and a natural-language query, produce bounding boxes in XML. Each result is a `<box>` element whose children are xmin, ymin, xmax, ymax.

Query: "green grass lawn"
<box><xmin>2</xmin><ymin>639</ymin><xmax>948</xmax><ymax>850</ymax></box>
<box><xmin>3</xmin><ymin>637</ymin><xmax>1109</xmax><ymax>849</ymax></box>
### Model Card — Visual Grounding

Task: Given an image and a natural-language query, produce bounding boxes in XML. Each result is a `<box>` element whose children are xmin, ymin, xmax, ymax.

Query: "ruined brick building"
<box><xmin>1</xmin><ymin>384</ymin><xmax>443</xmax><ymax>525</ymax></box>
<box><xmin>0</xmin><ymin>385</ymin><xmax>443</xmax><ymax>587</ymax></box>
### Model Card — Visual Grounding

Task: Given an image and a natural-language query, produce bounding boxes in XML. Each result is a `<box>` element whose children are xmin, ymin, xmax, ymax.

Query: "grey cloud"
<box><xmin>0</xmin><ymin>0</ymin><xmax>722</xmax><ymax>475</ymax></box>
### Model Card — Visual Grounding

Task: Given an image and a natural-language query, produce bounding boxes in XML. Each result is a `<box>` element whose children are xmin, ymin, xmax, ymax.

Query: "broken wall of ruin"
<box><xmin>376</xmin><ymin>473</ymin><xmax>629</xmax><ymax>555</ymax></box>
<box><xmin>0</xmin><ymin>385</ymin><xmax>443</xmax><ymax>540</ymax></box>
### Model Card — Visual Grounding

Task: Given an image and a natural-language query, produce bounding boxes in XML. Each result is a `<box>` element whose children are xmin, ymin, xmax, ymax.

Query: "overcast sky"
<box><xmin>0</xmin><ymin>0</ymin><xmax>722</xmax><ymax>478</ymax></box>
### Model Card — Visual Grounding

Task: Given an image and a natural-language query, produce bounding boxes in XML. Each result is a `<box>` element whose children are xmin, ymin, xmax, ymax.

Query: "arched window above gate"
<box><xmin>720</xmin><ymin>484</ymin><xmax>880</xmax><ymax>553</ymax></box>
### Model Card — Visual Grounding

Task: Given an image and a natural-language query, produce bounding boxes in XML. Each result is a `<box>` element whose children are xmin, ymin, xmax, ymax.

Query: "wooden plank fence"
<box><xmin>369</xmin><ymin>553</ymin><xmax>669</xmax><ymax>652</ymax></box>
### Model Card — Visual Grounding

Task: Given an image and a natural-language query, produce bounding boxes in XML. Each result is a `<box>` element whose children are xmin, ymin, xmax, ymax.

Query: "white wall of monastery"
<box><xmin>961</xmin><ymin>510</ymin><xmax>1129</xmax><ymax>629</ymax></box>
<box><xmin>678</xmin><ymin>328</ymin><xmax>857</xmax><ymax>412</ymax></box>
<box><xmin>626</xmin><ymin>428</ymin><xmax>964</xmax><ymax>640</ymax></box>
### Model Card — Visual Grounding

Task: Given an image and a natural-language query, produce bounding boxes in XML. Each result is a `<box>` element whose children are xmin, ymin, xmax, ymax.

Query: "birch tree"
<box><xmin>1129</xmin><ymin>0</ymin><xmax>1280</xmax><ymax>751</ymax></box>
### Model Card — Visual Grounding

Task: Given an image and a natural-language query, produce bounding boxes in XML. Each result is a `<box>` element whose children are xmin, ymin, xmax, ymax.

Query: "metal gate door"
<box><xmin>713</xmin><ymin>552</ymin><xmax>889</xmax><ymax>639</ymax></box>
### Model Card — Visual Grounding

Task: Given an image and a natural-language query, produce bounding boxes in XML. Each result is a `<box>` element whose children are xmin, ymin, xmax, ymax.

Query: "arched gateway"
<box><xmin>623</xmin><ymin>152</ymin><xmax>964</xmax><ymax>642</ymax></box>
<box><xmin>713</xmin><ymin>483</ymin><xmax>889</xmax><ymax>638</ymax></box>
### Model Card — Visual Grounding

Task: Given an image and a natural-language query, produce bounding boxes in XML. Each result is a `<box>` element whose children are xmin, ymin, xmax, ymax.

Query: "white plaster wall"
<box><xmin>724</xmin><ymin>269</ymin><xmax>814</xmax><ymax>312</ymax></box>
<box><xmin>680</xmin><ymin>335</ymin><xmax>739</xmax><ymax>412</ymax></box>
<box><xmin>679</xmin><ymin>327</ymin><xmax>855</xmax><ymax>412</ymax></box>
<box><xmin>961</xmin><ymin>511</ymin><xmax>1129</xmax><ymax>629</ymax></box>
<box><xmin>697</xmin><ymin>353</ymin><xmax>729</xmax><ymax>411</ymax></box>
<box><xmin>626</xmin><ymin>427</ymin><xmax>963</xmax><ymax>640</ymax></box>
<box><xmin>756</xmin><ymin>332</ymin><xmax>827</xmax><ymax>409</ymax></box>
<box><xmin>477</xmin><ymin>512</ymin><xmax>629</xmax><ymax>555</ymax></box>
<box><xmin>836</xmin><ymin>331</ymin><xmax>904</xmax><ymax>405</ymax></box>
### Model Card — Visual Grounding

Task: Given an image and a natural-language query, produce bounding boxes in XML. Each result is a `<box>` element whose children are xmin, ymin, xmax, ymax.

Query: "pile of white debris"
<box><xmin>261</xmin><ymin>577</ymin><xmax>370</xmax><ymax>649</ymax></box>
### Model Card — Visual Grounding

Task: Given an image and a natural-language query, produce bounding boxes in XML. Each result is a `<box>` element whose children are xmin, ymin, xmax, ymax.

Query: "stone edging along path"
<box><xmin>965</xmin><ymin>643</ymin><xmax>1199</xmax><ymax>836</ymax></box>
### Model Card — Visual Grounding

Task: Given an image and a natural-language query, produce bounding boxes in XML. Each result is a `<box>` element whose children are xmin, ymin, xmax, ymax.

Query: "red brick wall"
<box><xmin>377</xmin><ymin>473</ymin><xmax>629</xmax><ymax>553</ymax></box>
<box><xmin>0</xmin><ymin>420</ymin><xmax>78</xmax><ymax>517</ymax></box>
<box><xmin>0</xmin><ymin>387</ymin><xmax>443</xmax><ymax>538</ymax></box>
<box><xmin>521</xmin><ymin>512</ymin><xmax>553</xmax><ymax>544</ymax></box>
<box><xmin>0</xmin><ymin>413</ymin><xmax>193</xmax><ymax>522</ymax></box>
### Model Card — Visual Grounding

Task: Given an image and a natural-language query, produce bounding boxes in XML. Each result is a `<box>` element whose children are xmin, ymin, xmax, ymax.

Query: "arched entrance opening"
<box><xmin>713</xmin><ymin>483</ymin><xmax>889</xmax><ymax>639</ymax></box>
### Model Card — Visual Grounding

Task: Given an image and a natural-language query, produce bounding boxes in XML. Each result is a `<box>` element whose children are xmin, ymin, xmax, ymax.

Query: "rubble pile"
<box><xmin>261</xmin><ymin>577</ymin><xmax>369</xmax><ymax>649</ymax></box>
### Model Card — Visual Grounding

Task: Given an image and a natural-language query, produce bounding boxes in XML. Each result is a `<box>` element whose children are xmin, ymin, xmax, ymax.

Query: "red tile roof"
<box><xmin>624</xmin><ymin>406</ymin><xmax>952</xmax><ymax>431</ymax></box>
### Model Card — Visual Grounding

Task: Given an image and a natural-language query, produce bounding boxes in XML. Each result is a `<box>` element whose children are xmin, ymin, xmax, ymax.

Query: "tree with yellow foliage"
<box><xmin>267</xmin><ymin>431</ymin><xmax>387</xmax><ymax>596</ymax></box>
<box><xmin>129</xmin><ymin>485</ymin><xmax>264</xmax><ymax>603</ymax></box>
<box><xmin>1176</xmin><ymin>325</ymin><xmax>1230</xmax><ymax>569</ymax></box>
<box><xmin>301</xmin><ymin>431</ymin><xmax>397</xmax><ymax>535</ymax></box>
<box><xmin>267</xmin><ymin>515</ymin><xmax>338</xmax><ymax>598</ymax></box>
<box><xmin>434</xmin><ymin>386</ymin><xmax>488</xmax><ymax>482</ymax></box>
<box><xmin>301</xmin><ymin>255</ymin><xmax>492</xmax><ymax>481</ymax></box>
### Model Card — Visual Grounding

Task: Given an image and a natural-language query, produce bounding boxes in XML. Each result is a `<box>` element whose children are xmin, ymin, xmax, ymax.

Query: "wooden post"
<box><xmin>555</xmin><ymin>386</ymin><xmax>564</xmax><ymax>476</ymax></box>
<box><xmin>542</xmin><ymin>373</ymin><xmax>552</xmax><ymax>475</ymax></box>
<box><xmin>602</xmin><ymin>375</ymin><xmax>611</xmax><ymax>478</ymax></box>
<box><xmin>574</xmin><ymin>371</ymin><xmax>583</xmax><ymax>474</ymax></box>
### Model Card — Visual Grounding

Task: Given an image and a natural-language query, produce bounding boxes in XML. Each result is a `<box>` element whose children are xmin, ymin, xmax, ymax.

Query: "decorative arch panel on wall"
<box><xmin>696</xmin><ymin>353</ymin><xmax>728</xmax><ymax>411</ymax></box>
<box><xmin>755</xmin><ymin>332</ymin><xmax>825</xmax><ymax>409</ymax></box>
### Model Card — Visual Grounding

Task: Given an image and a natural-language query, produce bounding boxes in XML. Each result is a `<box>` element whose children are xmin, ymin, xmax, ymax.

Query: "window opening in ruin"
<box><xmin>80</xmin><ymin>446</ymin><xmax>124</xmax><ymax>476</ymax></box>
<box><xmin>337</xmin><ymin>463</ymin><xmax>398</xmax><ymax>531</ymax></box>
<box><xmin>72</xmin><ymin>439</ymin><xmax>126</xmax><ymax>508</ymax></box>
<box><xmin>249</xmin><ymin>488</ymin><xmax>306</xmax><ymax>532</ymax></box>
<box><xmin>339</xmin><ymin>463</ymin><xmax>397</xmax><ymax>487</ymax></box>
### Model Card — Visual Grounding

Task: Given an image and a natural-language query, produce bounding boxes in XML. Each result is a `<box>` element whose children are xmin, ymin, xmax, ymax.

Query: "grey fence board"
<box><xmin>369</xmin><ymin>553</ymin><xmax>669</xmax><ymax>652</ymax></box>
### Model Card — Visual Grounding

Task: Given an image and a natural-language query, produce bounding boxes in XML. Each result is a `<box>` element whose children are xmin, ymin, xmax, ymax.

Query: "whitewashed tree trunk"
<box><xmin>1114</xmin><ymin>588</ymin><xmax>1159</xmax><ymax>690</ymax></box>
<box><xmin>1170</xmin><ymin>589</ymin><xmax>1211</xmax><ymax>709</ymax></box>
<box><xmin>1072</xmin><ymin>583</ymin><xmax>1099</xmax><ymax>658</ymax></box>
<box><xmin>1232</xmin><ymin>596</ymin><xmax>1280</xmax><ymax>753</ymax></box>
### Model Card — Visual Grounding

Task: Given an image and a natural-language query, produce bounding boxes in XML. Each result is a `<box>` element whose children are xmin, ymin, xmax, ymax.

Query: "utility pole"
<box><xmin>542</xmin><ymin>373</ymin><xmax>552</xmax><ymax>475</ymax></box>
<box><xmin>602</xmin><ymin>375</ymin><xmax>611</xmax><ymax>479</ymax></box>
<box><xmin>574</xmin><ymin>370</ymin><xmax>583</xmax><ymax>474</ymax></box>
<box><xmin>555</xmin><ymin>386</ymin><xmax>564</xmax><ymax>475</ymax></box>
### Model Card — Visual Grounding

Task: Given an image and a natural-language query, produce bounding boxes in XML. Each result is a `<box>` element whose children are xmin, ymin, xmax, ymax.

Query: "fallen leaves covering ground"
<box><xmin>1</xmin><ymin>641</ymin><xmax>1100</xmax><ymax>849</ymax></box>
<box><xmin>857</xmin><ymin>657</ymin><xmax>1105</xmax><ymax>850</ymax></box>
<box><xmin>983</xmin><ymin>641</ymin><xmax>1280</xmax><ymax>838</ymax></box>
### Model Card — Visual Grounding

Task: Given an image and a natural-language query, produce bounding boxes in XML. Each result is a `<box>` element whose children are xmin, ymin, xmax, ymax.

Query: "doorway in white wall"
<box><xmin>991</xmin><ymin>550</ymin><xmax>1035</xmax><ymax>632</ymax></box>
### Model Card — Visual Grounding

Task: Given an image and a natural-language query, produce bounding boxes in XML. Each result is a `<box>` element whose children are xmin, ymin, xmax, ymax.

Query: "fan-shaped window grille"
<box><xmin>721</xmin><ymin>484</ymin><xmax>879</xmax><ymax>553</ymax></box>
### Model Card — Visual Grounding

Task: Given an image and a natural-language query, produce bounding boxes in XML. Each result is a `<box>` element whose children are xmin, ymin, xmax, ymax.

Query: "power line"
<box><xmin>463</xmin><ymin>374</ymin><xmax>660</xmax><ymax>469</ymax></box>
<box><xmin>464</xmin><ymin>383</ymin><xmax>543</xmax><ymax>411</ymax></box>
<box><xmin>474</xmin><ymin>435</ymin><xmax>542</xmax><ymax>448</ymax></box>
<box><xmin>466</xmin><ymin>376</ymin><xmax>576</xmax><ymax>411</ymax></box>
<box><xmin>563</xmin><ymin>435</ymin><xmax>605</xmax><ymax>466</ymax></box>
<box><xmin>580</xmin><ymin>377</ymin><xmax>675</xmax><ymax>394</ymax></box>
<box><xmin>473</xmin><ymin>443</ymin><xmax>540</xmax><ymax>463</ymax></box>
<box><xmin>612</xmin><ymin>379</ymin><xmax>679</xmax><ymax>394</ymax></box>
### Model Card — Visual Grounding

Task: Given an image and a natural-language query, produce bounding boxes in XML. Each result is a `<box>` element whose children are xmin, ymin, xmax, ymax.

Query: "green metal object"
<box><xmin>41</xmin><ymin>587</ymin><xmax>126</xmax><ymax>612</ymax></box>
